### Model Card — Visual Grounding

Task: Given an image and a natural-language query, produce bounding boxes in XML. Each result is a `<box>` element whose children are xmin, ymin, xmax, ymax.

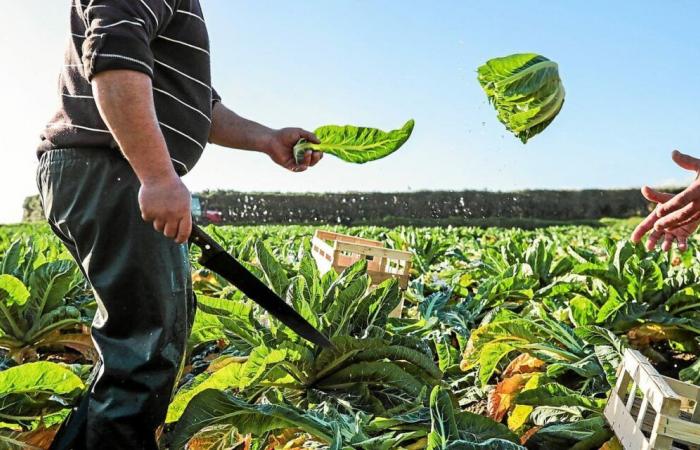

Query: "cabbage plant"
<box><xmin>0</xmin><ymin>239</ymin><xmax>90</xmax><ymax>364</ymax></box>
<box><xmin>293</xmin><ymin>119</ymin><xmax>414</xmax><ymax>164</ymax></box>
<box><xmin>478</xmin><ymin>53</ymin><xmax>565</xmax><ymax>143</ymax></box>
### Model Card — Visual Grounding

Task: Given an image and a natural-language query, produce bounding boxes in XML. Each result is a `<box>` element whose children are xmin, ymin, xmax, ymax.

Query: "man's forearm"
<box><xmin>91</xmin><ymin>70</ymin><xmax>177</xmax><ymax>183</ymax></box>
<box><xmin>208</xmin><ymin>102</ymin><xmax>273</xmax><ymax>151</ymax></box>
<box><xmin>92</xmin><ymin>69</ymin><xmax>192</xmax><ymax>243</ymax></box>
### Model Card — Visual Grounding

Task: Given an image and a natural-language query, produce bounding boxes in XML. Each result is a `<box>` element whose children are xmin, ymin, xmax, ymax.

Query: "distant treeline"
<box><xmin>23</xmin><ymin>189</ymin><xmax>658</xmax><ymax>227</ymax></box>
<box><xmin>194</xmin><ymin>189</ymin><xmax>655</xmax><ymax>226</ymax></box>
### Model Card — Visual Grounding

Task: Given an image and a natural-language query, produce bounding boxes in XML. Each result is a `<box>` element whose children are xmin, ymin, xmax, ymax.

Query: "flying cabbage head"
<box><xmin>478</xmin><ymin>53</ymin><xmax>565</xmax><ymax>144</ymax></box>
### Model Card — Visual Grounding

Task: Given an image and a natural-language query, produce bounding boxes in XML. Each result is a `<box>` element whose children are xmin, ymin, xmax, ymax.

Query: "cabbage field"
<box><xmin>1</xmin><ymin>221</ymin><xmax>699</xmax><ymax>449</ymax></box>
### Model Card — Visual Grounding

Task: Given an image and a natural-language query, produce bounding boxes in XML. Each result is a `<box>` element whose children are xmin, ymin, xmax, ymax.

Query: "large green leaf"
<box><xmin>25</xmin><ymin>305</ymin><xmax>81</xmax><ymax>342</ymax></box>
<box><xmin>351</xmin><ymin>278</ymin><xmax>401</xmax><ymax>335</ymax></box>
<box><xmin>27</xmin><ymin>260</ymin><xmax>76</xmax><ymax>318</ymax></box>
<box><xmin>286</xmin><ymin>276</ymin><xmax>318</xmax><ymax>329</ymax></box>
<box><xmin>293</xmin><ymin>119</ymin><xmax>414</xmax><ymax>164</ymax></box>
<box><xmin>427</xmin><ymin>386</ymin><xmax>520</xmax><ymax>449</ymax></box>
<box><xmin>299</xmin><ymin>253</ymin><xmax>323</xmax><ymax>307</ymax></box>
<box><xmin>515</xmin><ymin>383</ymin><xmax>606</xmax><ymax>411</ymax></box>
<box><xmin>569</xmin><ymin>296</ymin><xmax>599</xmax><ymax>327</ymax></box>
<box><xmin>166</xmin><ymin>361</ymin><xmax>245</xmax><ymax>423</ymax></box>
<box><xmin>666</xmin><ymin>284</ymin><xmax>700</xmax><ymax>314</ymax></box>
<box><xmin>326</xmin><ymin>276</ymin><xmax>371</xmax><ymax>336</ymax></box>
<box><xmin>0</xmin><ymin>240</ymin><xmax>23</xmax><ymax>277</ymax></box>
<box><xmin>0</xmin><ymin>361</ymin><xmax>84</xmax><ymax>422</ymax></box>
<box><xmin>189</xmin><ymin>296</ymin><xmax>263</xmax><ymax>351</ymax></box>
<box><xmin>238</xmin><ymin>346</ymin><xmax>289</xmax><ymax>389</ymax></box>
<box><xmin>254</xmin><ymin>241</ymin><xmax>289</xmax><ymax>297</ymax></box>
<box><xmin>169</xmin><ymin>342</ymin><xmax>304</xmax><ymax>424</ymax></box>
<box><xmin>188</xmin><ymin>309</ymin><xmax>229</xmax><ymax>350</ymax></box>
<box><xmin>0</xmin><ymin>275</ymin><xmax>29</xmax><ymax>307</ymax></box>
<box><xmin>454</xmin><ymin>411</ymin><xmax>519</xmax><ymax>443</ymax></box>
<box><xmin>427</xmin><ymin>386</ymin><xmax>459</xmax><ymax>449</ymax></box>
<box><xmin>350</xmin><ymin>345</ymin><xmax>442</xmax><ymax>381</ymax></box>
<box><xmin>477</xmin><ymin>53</ymin><xmax>564</xmax><ymax>143</ymax></box>
<box><xmin>315</xmin><ymin>361</ymin><xmax>425</xmax><ymax>397</ymax></box>
<box><xmin>477</xmin><ymin>342</ymin><xmax>514</xmax><ymax>386</ymax></box>
<box><xmin>171</xmin><ymin>389</ymin><xmax>335</xmax><ymax>449</ymax></box>
<box><xmin>526</xmin><ymin>416</ymin><xmax>611</xmax><ymax>449</ymax></box>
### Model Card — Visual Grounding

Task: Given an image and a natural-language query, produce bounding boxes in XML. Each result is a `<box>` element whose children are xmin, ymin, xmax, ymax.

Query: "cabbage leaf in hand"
<box><xmin>293</xmin><ymin>119</ymin><xmax>414</xmax><ymax>164</ymax></box>
<box><xmin>478</xmin><ymin>53</ymin><xmax>565</xmax><ymax>143</ymax></box>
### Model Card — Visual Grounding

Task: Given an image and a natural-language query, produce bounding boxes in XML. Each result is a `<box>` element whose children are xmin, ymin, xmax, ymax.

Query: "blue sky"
<box><xmin>1</xmin><ymin>1</ymin><xmax>699</xmax><ymax>223</ymax></box>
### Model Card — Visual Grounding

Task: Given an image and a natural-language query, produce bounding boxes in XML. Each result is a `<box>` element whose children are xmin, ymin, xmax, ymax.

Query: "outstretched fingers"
<box><xmin>632</xmin><ymin>210</ymin><xmax>660</xmax><ymax>244</ymax></box>
<box><xmin>646</xmin><ymin>228</ymin><xmax>664</xmax><ymax>251</ymax></box>
<box><xmin>631</xmin><ymin>186</ymin><xmax>672</xmax><ymax>244</ymax></box>
<box><xmin>641</xmin><ymin>186</ymin><xmax>673</xmax><ymax>203</ymax></box>
<box><xmin>656</xmin><ymin>185</ymin><xmax>700</xmax><ymax>217</ymax></box>
<box><xmin>661</xmin><ymin>234</ymin><xmax>676</xmax><ymax>252</ymax></box>
<box><xmin>672</xmin><ymin>149</ymin><xmax>700</xmax><ymax>172</ymax></box>
<box><xmin>656</xmin><ymin>200</ymin><xmax>700</xmax><ymax>230</ymax></box>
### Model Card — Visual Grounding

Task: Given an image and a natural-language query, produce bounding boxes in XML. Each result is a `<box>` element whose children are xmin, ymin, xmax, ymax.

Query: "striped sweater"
<box><xmin>38</xmin><ymin>0</ymin><xmax>220</xmax><ymax>175</ymax></box>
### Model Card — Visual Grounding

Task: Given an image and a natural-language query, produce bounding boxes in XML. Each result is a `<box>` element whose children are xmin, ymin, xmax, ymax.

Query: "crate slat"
<box><xmin>314</xmin><ymin>230</ymin><xmax>384</xmax><ymax>248</ymax></box>
<box><xmin>605</xmin><ymin>349</ymin><xmax>700</xmax><ymax>450</ymax></box>
<box><xmin>658</xmin><ymin>416</ymin><xmax>700</xmax><ymax>446</ymax></box>
<box><xmin>605</xmin><ymin>392</ymin><xmax>652</xmax><ymax>450</ymax></box>
<box><xmin>335</xmin><ymin>241</ymin><xmax>413</xmax><ymax>260</ymax></box>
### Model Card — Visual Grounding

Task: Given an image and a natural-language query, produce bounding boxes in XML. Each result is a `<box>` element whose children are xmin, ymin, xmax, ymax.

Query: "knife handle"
<box><xmin>189</xmin><ymin>223</ymin><xmax>225</xmax><ymax>256</ymax></box>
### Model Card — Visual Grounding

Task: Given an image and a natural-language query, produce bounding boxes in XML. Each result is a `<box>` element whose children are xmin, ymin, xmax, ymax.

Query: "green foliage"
<box><xmin>0</xmin><ymin>361</ymin><xmax>84</xmax><ymax>430</ymax></box>
<box><xmin>0</xmin><ymin>239</ymin><xmax>87</xmax><ymax>363</ymax></box>
<box><xmin>293</xmin><ymin>119</ymin><xmax>414</xmax><ymax>164</ymax></box>
<box><xmin>3</xmin><ymin>220</ymin><xmax>700</xmax><ymax>449</ymax></box>
<box><xmin>478</xmin><ymin>53</ymin><xmax>565</xmax><ymax>143</ymax></box>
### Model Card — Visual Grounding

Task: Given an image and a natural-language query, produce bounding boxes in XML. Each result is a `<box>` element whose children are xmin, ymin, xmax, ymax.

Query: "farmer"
<box><xmin>36</xmin><ymin>1</ymin><xmax>322</xmax><ymax>448</ymax></box>
<box><xmin>632</xmin><ymin>151</ymin><xmax>700</xmax><ymax>252</ymax></box>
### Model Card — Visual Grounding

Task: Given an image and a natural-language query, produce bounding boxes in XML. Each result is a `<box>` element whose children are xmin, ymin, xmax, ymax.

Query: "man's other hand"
<box><xmin>139</xmin><ymin>174</ymin><xmax>192</xmax><ymax>244</ymax></box>
<box><xmin>264</xmin><ymin>128</ymin><xmax>323</xmax><ymax>172</ymax></box>
<box><xmin>651</xmin><ymin>151</ymin><xmax>700</xmax><ymax>233</ymax></box>
<box><xmin>632</xmin><ymin>186</ymin><xmax>699</xmax><ymax>252</ymax></box>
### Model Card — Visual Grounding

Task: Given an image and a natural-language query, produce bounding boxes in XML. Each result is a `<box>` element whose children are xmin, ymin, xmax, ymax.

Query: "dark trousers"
<box><xmin>37</xmin><ymin>148</ymin><xmax>196</xmax><ymax>449</ymax></box>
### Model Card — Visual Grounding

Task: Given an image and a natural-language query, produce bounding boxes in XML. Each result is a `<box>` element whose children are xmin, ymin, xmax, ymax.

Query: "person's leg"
<box><xmin>38</xmin><ymin>148</ymin><xmax>195</xmax><ymax>450</ymax></box>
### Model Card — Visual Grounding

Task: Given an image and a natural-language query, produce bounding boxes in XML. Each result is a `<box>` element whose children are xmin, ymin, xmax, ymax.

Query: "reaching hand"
<box><xmin>264</xmin><ymin>128</ymin><xmax>323</xmax><ymax>172</ymax></box>
<box><xmin>651</xmin><ymin>151</ymin><xmax>700</xmax><ymax>233</ymax></box>
<box><xmin>631</xmin><ymin>186</ymin><xmax>699</xmax><ymax>252</ymax></box>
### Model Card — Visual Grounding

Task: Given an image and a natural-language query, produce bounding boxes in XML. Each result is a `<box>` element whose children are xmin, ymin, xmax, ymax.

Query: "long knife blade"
<box><xmin>189</xmin><ymin>224</ymin><xmax>332</xmax><ymax>348</ymax></box>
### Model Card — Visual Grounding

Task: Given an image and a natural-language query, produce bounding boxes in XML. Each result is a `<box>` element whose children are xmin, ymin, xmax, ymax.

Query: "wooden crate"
<box><xmin>311</xmin><ymin>230</ymin><xmax>413</xmax><ymax>317</ymax></box>
<box><xmin>604</xmin><ymin>348</ymin><xmax>700</xmax><ymax>450</ymax></box>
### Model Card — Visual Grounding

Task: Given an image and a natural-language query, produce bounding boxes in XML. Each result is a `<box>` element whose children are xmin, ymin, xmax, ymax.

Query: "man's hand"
<box><xmin>631</xmin><ymin>186</ymin><xmax>699</xmax><ymax>252</ymax></box>
<box><xmin>92</xmin><ymin>70</ymin><xmax>191</xmax><ymax>243</ymax></box>
<box><xmin>208</xmin><ymin>102</ymin><xmax>323</xmax><ymax>172</ymax></box>
<box><xmin>139</xmin><ymin>174</ymin><xmax>192</xmax><ymax>244</ymax></box>
<box><xmin>264</xmin><ymin>128</ymin><xmax>323</xmax><ymax>172</ymax></box>
<box><xmin>652</xmin><ymin>151</ymin><xmax>700</xmax><ymax>232</ymax></box>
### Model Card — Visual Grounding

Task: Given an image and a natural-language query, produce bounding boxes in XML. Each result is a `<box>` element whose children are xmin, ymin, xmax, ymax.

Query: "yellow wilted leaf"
<box><xmin>628</xmin><ymin>323</ymin><xmax>688</xmax><ymax>348</ymax></box>
<box><xmin>502</xmin><ymin>353</ymin><xmax>545</xmax><ymax>378</ymax></box>
<box><xmin>488</xmin><ymin>373</ymin><xmax>529</xmax><ymax>422</ymax></box>
<box><xmin>507</xmin><ymin>373</ymin><xmax>546</xmax><ymax>432</ymax></box>
<box><xmin>404</xmin><ymin>437</ymin><xmax>428</xmax><ymax>450</ymax></box>
<box><xmin>460</xmin><ymin>325</ymin><xmax>492</xmax><ymax>371</ymax></box>
<box><xmin>206</xmin><ymin>355</ymin><xmax>249</xmax><ymax>374</ymax></box>
<box><xmin>599</xmin><ymin>436</ymin><xmax>624</xmax><ymax>450</ymax></box>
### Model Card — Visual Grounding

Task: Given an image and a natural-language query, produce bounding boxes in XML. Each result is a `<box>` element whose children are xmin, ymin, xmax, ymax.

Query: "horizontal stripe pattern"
<box><xmin>47</xmin><ymin>122</ymin><xmax>110</xmax><ymax>133</ymax></box>
<box><xmin>40</xmin><ymin>0</ymin><xmax>215</xmax><ymax>174</ymax></box>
